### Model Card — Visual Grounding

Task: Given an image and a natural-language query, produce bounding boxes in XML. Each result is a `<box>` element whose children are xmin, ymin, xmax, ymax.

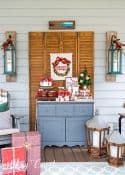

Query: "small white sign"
<box><xmin>66</xmin><ymin>77</ymin><xmax>78</xmax><ymax>89</ymax></box>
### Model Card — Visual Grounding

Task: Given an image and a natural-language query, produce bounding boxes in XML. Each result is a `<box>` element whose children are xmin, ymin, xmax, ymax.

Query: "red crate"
<box><xmin>1</xmin><ymin>146</ymin><xmax>26</xmax><ymax>175</ymax></box>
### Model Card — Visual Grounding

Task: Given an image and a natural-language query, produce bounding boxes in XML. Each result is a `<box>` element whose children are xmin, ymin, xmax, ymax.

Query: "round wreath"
<box><xmin>52</xmin><ymin>56</ymin><xmax>71</xmax><ymax>77</ymax></box>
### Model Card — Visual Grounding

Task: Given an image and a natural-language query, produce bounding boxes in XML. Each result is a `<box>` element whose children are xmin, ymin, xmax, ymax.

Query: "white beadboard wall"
<box><xmin>0</xmin><ymin>0</ymin><xmax>125</xmax><ymax>131</ymax></box>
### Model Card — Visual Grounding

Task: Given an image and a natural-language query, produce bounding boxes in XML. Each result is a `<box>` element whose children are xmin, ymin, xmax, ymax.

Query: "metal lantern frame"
<box><xmin>86</xmin><ymin>126</ymin><xmax>110</xmax><ymax>158</ymax></box>
<box><xmin>107</xmin><ymin>141</ymin><xmax>125</xmax><ymax>167</ymax></box>
<box><xmin>4</xmin><ymin>45</ymin><xmax>16</xmax><ymax>75</ymax></box>
<box><xmin>108</xmin><ymin>35</ymin><xmax>122</xmax><ymax>75</ymax></box>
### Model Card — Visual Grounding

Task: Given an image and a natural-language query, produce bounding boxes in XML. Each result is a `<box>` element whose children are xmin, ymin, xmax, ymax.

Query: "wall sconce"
<box><xmin>108</xmin><ymin>35</ymin><xmax>122</xmax><ymax>74</ymax></box>
<box><xmin>106</xmin><ymin>130</ymin><xmax>125</xmax><ymax>167</ymax></box>
<box><xmin>2</xmin><ymin>35</ymin><xmax>16</xmax><ymax>75</ymax></box>
<box><xmin>86</xmin><ymin>117</ymin><xmax>110</xmax><ymax>157</ymax></box>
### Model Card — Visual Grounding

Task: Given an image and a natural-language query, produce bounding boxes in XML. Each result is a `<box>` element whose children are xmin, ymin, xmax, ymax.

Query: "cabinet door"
<box><xmin>66</xmin><ymin>117</ymin><xmax>91</xmax><ymax>143</ymax></box>
<box><xmin>38</xmin><ymin>117</ymin><xmax>65</xmax><ymax>142</ymax></box>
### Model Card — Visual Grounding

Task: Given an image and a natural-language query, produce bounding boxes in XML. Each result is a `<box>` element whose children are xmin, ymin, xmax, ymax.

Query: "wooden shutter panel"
<box><xmin>77</xmin><ymin>32</ymin><xmax>94</xmax><ymax>96</ymax></box>
<box><xmin>44</xmin><ymin>32</ymin><xmax>63</xmax><ymax>88</ymax></box>
<box><xmin>61</xmin><ymin>32</ymin><xmax>78</xmax><ymax>77</ymax></box>
<box><xmin>29</xmin><ymin>32</ymin><xmax>45</xmax><ymax>130</ymax></box>
<box><xmin>29</xmin><ymin>31</ymin><xmax>94</xmax><ymax>130</ymax></box>
<box><xmin>44</xmin><ymin>32</ymin><xmax>61</xmax><ymax>76</ymax></box>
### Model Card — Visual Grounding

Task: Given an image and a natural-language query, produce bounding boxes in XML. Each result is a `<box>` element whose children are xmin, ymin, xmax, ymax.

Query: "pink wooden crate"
<box><xmin>12</xmin><ymin>131</ymin><xmax>41</xmax><ymax>175</ymax></box>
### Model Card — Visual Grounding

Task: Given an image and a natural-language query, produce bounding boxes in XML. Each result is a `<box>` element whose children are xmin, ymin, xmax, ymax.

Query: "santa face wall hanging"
<box><xmin>50</xmin><ymin>53</ymin><xmax>72</xmax><ymax>80</ymax></box>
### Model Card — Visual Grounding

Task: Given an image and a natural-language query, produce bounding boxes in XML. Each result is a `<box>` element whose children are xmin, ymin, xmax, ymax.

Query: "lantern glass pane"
<box><xmin>117</xmin><ymin>50</ymin><xmax>121</xmax><ymax>72</ymax></box>
<box><xmin>108</xmin><ymin>50</ymin><xmax>112</xmax><ymax>73</ymax></box>
<box><xmin>92</xmin><ymin>131</ymin><xmax>99</xmax><ymax>147</ymax></box>
<box><xmin>90</xmin><ymin>130</ymin><xmax>93</xmax><ymax>145</ymax></box>
<box><xmin>12</xmin><ymin>48</ymin><xmax>16</xmax><ymax>72</ymax></box>
<box><xmin>110</xmin><ymin>145</ymin><xmax>122</xmax><ymax>158</ymax></box>
<box><xmin>4</xmin><ymin>47</ymin><xmax>16</xmax><ymax>74</ymax></box>
<box><xmin>92</xmin><ymin>131</ymin><xmax>105</xmax><ymax>147</ymax></box>
<box><xmin>113</xmin><ymin>50</ymin><xmax>118</xmax><ymax>72</ymax></box>
<box><xmin>5</xmin><ymin>49</ymin><xmax>13</xmax><ymax>72</ymax></box>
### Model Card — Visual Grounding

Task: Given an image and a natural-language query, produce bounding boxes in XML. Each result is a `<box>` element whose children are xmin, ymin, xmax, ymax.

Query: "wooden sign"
<box><xmin>49</xmin><ymin>20</ymin><xmax>75</xmax><ymax>30</ymax></box>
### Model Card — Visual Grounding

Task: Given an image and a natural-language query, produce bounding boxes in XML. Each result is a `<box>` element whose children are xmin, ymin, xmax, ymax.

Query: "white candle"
<box><xmin>93</xmin><ymin>131</ymin><xmax>104</xmax><ymax>148</ymax></box>
<box><xmin>6</xmin><ymin>50</ymin><xmax>12</xmax><ymax>72</ymax></box>
<box><xmin>93</xmin><ymin>131</ymin><xmax>99</xmax><ymax>147</ymax></box>
<box><xmin>48</xmin><ymin>81</ymin><xmax>52</xmax><ymax>86</ymax></box>
<box><xmin>40</xmin><ymin>81</ymin><xmax>43</xmax><ymax>87</ymax></box>
<box><xmin>64</xmin><ymin>96</ymin><xmax>69</xmax><ymax>101</ymax></box>
<box><xmin>110</xmin><ymin>146</ymin><xmax>122</xmax><ymax>158</ymax></box>
<box><xmin>44</xmin><ymin>80</ymin><xmax>48</xmax><ymax>86</ymax></box>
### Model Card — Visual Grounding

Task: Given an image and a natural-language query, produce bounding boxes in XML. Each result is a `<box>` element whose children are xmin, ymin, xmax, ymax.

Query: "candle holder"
<box><xmin>86</xmin><ymin>117</ymin><xmax>110</xmax><ymax>158</ymax></box>
<box><xmin>106</xmin><ymin>130</ymin><xmax>125</xmax><ymax>167</ymax></box>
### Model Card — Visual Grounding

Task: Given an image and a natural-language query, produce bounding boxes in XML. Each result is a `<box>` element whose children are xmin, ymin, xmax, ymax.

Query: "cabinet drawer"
<box><xmin>74</xmin><ymin>104</ymin><xmax>93</xmax><ymax>116</ymax></box>
<box><xmin>37</xmin><ymin>104</ymin><xmax>55</xmax><ymax>116</ymax></box>
<box><xmin>38</xmin><ymin>117</ymin><xmax>65</xmax><ymax>142</ymax></box>
<box><xmin>56</xmin><ymin>104</ymin><xmax>74</xmax><ymax>116</ymax></box>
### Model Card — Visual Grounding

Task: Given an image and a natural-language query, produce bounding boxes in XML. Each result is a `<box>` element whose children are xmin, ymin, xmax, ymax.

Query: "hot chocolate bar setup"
<box><xmin>36</xmin><ymin>68</ymin><xmax>93</xmax><ymax>102</ymax></box>
<box><xmin>35</xmin><ymin>68</ymin><xmax>94</xmax><ymax>147</ymax></box>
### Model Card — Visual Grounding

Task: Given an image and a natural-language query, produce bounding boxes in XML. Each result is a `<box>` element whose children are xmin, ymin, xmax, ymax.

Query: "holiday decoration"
<box><xmin>40</xmin><ymin>77</ymin><xmax>53</xmax><ymax>87</ymax></box>
<box><xmin>108</xmin><ymin>35</ymin><xmax>125</xmax><ymax>74</ymax></box>
<box><xmin>57</xmin><ymin>87</ymin><xmax>71</xmax><ymax>102</ymax></box>
<box><xmin>65</xmin><ymin>77</ymin><xmax>78</xmax><ymax>91</ymax></box>
<box><xmin>36</xmin><ymin>76</ymin><xmax>57</xmax><ymax>101</ymax></box>
<box><xmin>78</xmin><ymin>67</ymin><xmax>92</xmax><ymax>88</ymax></box>
<box><xmin>52</xmin><ymin>56</ymin><xmax>70</xmax><ymax>76</ymax></box>
<box><xmin>50</xmin><ymin>53</ymin><xmax>72</xmax><ymax>80</ymax></box>
<box><xmin>111</xmin><ymin>35</ymin><xmax>125</xmax><ymax>49</ymax></box>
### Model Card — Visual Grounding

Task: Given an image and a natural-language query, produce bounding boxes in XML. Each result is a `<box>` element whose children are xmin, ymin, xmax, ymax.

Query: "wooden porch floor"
<box><xmin>41</xmin><ymin>146</ymin><xmax>106</xmax><ymax>162</ymax></box>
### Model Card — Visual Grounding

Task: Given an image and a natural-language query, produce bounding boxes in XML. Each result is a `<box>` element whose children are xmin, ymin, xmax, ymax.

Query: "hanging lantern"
<box><xmin>2</xmin><ymin>35</ymin><xmax>16</xmax><ymax>75</ymax></box>
<box><xmin>4</xmin><ymin>45</ymin><xmax>16</xmax><ymax>75</ymax></box>
<box><xmin>86</xmin><ymin>116</ymin><xmax>110</xmax><ymax>157</ymax></box>
<box><xmin>108</xmin><ymin>35</ymin><xmax>122</xmax><ymax>74</ymax></box>
<box><xmin>106</xmin><ymin>130</ymin><xmax>125</xmax><ymax>167</ymax></box>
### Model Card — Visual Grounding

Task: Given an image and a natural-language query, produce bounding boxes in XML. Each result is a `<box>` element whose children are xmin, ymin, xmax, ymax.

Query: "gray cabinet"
<box><xmin>36</xmin><ymin>101</ymin><xmax>94</xmax><ymax>147</ymax></box>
